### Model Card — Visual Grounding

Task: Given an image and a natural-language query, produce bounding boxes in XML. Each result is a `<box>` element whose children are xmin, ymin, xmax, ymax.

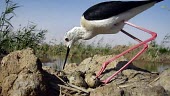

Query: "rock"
<box><xmin>0</xmin><ymin>48</ymin><xmax>60</xmax><ymax>96</ymax></box>
<box><xmin>90</xmin><ymin>84</ymin><xmax>127</xmax><ymax>96</ymax></box>
<box><xmin>64</xmin><ymin>63</ymin><xmax>78</xmax><ymax>74</ymax></box>
<box><xmin>122</xmin><ymin>69</ymin><xmax>158</xmax><ymax>83</ymax></box>
<box><xmin>64</xmin><ymin>55</ymin><xmax>127</xmax><ymax>75</ymax></box>
<box><xmin>141</xmin><ymin>86</ymin><xmax>168</xmax><ymax>96</ymax></box>
<box><xmin>121</xmin><ymin>83</ymin><xmax>169</xmax><ymax>96</ymax></box>
<box><xmin>67</xmin><ymin>71</ymin><xmax>88</xmax><ymax>88</ymax></box>
<box><xmin>90</xmin><ymin>83</ymin><xmax>168</xmax><ymax>96</ymax></box>
<box><xmin>153</xmin><ymin>68</ymin><xmax>170</xmax><ymax>93</ymax></box>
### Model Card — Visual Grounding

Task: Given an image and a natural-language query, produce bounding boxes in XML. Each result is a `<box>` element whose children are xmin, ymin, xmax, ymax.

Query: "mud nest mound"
<box><xmin>0</xmin><ymin>49</ymin><xmax>170</xmax><ymax>96</ymax></box>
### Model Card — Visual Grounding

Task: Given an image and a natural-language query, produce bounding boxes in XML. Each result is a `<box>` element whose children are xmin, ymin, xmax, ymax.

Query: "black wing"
<box><xmin>83</xmin><ymin>0</ymin><xmax>161</xmax><ymax>20</ymax></box>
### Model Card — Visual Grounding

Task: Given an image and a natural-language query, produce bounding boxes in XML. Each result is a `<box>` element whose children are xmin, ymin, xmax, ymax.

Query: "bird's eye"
<box><xmin>65</xmin><ymin>38</ymin><xmax>69</xmax><ymax>42</ymax></box>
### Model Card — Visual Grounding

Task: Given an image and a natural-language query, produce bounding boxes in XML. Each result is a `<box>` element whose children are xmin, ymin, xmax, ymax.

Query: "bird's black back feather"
<box><xmin>149</xmin><ymin>0</ymin><xmax>163</xmax><ymax>2</ymax></box>
<box><xmin>83</xmin><ymin>0</ymin><xmax>163</xmax><ymax>20</ymax></box>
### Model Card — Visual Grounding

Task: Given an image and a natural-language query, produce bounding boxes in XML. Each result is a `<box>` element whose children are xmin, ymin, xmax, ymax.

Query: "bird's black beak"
<box><xmin>63</xmin><ymin>46</ymin><xmax>70</xmax><ymax>70</ymax></box>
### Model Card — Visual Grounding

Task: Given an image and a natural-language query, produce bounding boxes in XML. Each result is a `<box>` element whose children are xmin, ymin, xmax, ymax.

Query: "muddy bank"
<box><xmin>0</xmin><ymin>48</ymin><xmax>170</xmax><ymax>96</ymax></box>
<box><xmin>0</xmin><ymin>48</ymin><xmax>62</xmax><ymax>96</ymax></box>
<box><xmin>64</xmin><ymin>55</ymin><xmax>170</xmax><ymax>96</ymax></box>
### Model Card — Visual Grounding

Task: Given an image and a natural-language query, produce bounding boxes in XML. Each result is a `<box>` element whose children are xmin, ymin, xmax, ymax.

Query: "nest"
<box><xmin>54</xmin><ymin>71</ymin><xmax>101</xmax><ymax>96</ymax></box>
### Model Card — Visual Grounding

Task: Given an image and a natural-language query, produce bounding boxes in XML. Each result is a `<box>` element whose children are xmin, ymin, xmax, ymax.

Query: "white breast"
<box><xmin>81</xmin><ymin>16</ymin><xmax>122</xmax><ymax>34</ymax></box>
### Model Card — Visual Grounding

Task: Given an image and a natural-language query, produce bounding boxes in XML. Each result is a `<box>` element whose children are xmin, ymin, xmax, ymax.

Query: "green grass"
<box><xmin>36</xmin><ymin>40</ymin><xmax>170</xmax><ymax>63</ymax></box>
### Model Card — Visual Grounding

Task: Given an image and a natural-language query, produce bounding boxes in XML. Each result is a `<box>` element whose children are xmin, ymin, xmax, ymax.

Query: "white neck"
<box><xmin>74</xmin><ymin>27</ymin><xmax>95</xmax><ymax>40</ymax></box>
<box><xmin>82</xmin><ymin>31</ymin><xmax>94</xmax><ymax>40</ymax></box>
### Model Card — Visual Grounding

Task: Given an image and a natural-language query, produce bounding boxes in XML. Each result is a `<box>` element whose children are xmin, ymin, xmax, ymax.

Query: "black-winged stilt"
<box><xmin>63</xmin><ymin>0</ymin><xmax>163</xmax><ymax>84</ymax></box>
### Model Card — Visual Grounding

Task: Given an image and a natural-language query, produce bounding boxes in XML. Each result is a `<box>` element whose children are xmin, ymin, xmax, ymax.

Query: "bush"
<box><xmin>0</xmin><ymin>0</ymin><xmax>47</xmax><ymax>54</ymax></box>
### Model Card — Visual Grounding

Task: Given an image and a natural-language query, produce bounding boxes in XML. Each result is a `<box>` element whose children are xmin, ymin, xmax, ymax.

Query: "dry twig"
<box><xmin>58</xmin><ymin>84</ymin><xmax>81</xmax><ymax>93</ymax></box>
<box><xmin>68</xmin><ymin>83</ymin><xmax>89</xmax><ymax>93</ymax></box>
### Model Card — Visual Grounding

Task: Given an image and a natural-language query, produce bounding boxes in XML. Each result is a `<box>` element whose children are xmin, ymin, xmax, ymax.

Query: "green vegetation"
<box><xmin>35</xmin><ymin>41</ymin><xmax>114</xmax><ymax>62</ymax></box>
<box><xmin>0</xmin><ymin>0</ymin><xmax>170</xmax><ymax>64</ymax></box>
<box><xmin>0</xmin><ymin>0</ymin><xmax>46</xmax><ymax>55</ymax></box>
<box><xmin>36</xmin><ymin>39</ymin><xmax>170</xmax><ymax>63</ymax></box>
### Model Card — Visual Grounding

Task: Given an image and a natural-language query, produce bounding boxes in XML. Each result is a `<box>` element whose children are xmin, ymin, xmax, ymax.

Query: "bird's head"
<box><xmin>64</xmin><ymin>27</ymin><xmax>82</xmax><ymax>48</ymax></box>
<box><xmin>63</xmin><ymin>27</ymin><xmax>85</xmax><ymax>69</ymax></box>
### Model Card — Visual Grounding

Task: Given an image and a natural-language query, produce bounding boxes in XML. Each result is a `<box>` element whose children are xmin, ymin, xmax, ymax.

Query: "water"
<box><xmin>133</xmin><ymin>60</ymin><xmax>170</xmax><ymax>72</ymax></box>
<box><xmin>42</xmin><ymin>57</ymin><xmax>65</xmax><ymax>71</ymax></box>
<box><xmin>42</xmin><ymin>57</ymin><xmax>170</xmax><ymax>72</ymax></box>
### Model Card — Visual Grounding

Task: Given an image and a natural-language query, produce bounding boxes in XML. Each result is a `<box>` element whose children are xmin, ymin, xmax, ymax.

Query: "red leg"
<box><xmin>96</xmin><ymin>22</ymin><xmax>157</xmax><ymax>84</ymax></box>
<box><xmin>96</xmin><ymin>29</ymin><xmax>143</xmax><ymax>77</ymax></box>
<box><xmin>96</xmin><ymin>30</ymin><xmax>144</xmax><ymax>78</ymax></box>
<box><xmin>102</xmin><ymin>43</ymin><xmax>148</xmax><ymax>84</ymax></box>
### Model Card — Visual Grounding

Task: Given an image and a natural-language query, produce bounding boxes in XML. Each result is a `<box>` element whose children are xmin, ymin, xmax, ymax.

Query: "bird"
<box><xmin>85</xmin><ymin>72</ymin><xmax>100</xmax><ymax>88</ymax></box>
<box><xmin>63</xmin><ymin>0</ymin><xmax>163</xmax><ymax>84</ymax></box>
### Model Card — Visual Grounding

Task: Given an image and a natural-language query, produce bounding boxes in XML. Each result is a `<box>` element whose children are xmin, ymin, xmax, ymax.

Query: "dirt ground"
<box><xmin>1</xmin><ymin>49</ymin><xmax>169</xmax><ymax>96</ymax></box>
<box><xmin>54</xmin><ymin>55</ymin><xmax>169</xmax><ymax>96</ymax></box>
